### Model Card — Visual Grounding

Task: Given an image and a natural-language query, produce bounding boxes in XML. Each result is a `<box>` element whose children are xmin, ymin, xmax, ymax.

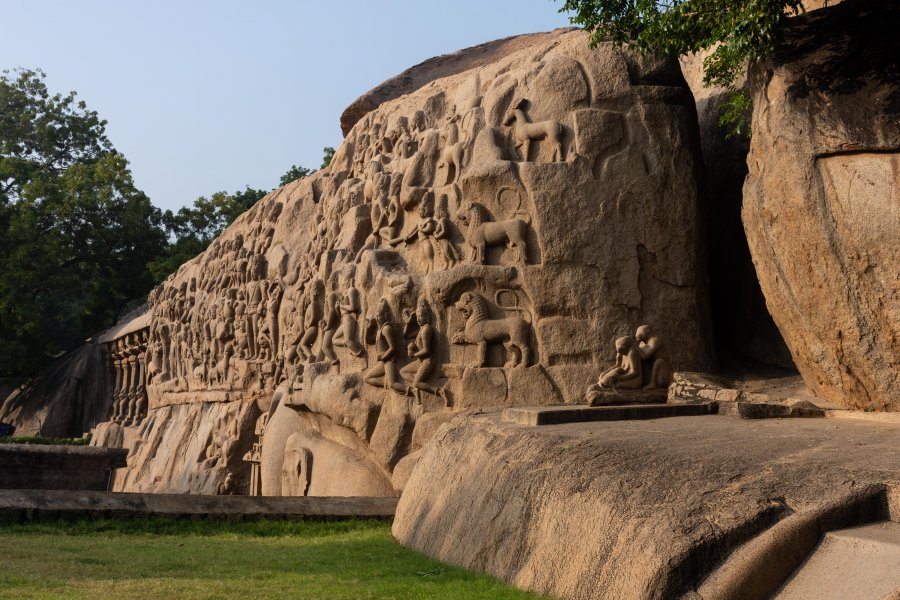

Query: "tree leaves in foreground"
<box><xmin>0</xmin><ymin>69</ymin><xmax>167</xmax><ymax>376</ymax></box>
<box><xmin>1</xmin><ymin>69</ymin><xmax>332</xmax><ymax>375</ymax></box>
<box><xmin>558</xmin><ymin>0</ymin><xmax>807</xmax><ymax>134</ymax></box>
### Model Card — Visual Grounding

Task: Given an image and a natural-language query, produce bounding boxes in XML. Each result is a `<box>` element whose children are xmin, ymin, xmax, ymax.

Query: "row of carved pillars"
<box><xmin>105</xmin><ymin>328</ymin><xmax>149</xmax><ymax>427</ymax></box>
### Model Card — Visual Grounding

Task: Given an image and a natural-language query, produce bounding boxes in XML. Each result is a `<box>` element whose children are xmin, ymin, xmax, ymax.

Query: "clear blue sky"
<box><xmin>2</xmin><ymin>0</ymin><xmax>573</xmax><ymax>212</ymax></box>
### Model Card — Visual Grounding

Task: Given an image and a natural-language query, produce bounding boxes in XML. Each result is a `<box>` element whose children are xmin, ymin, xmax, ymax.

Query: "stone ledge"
<box><xmin>394</xmin><ymin>412</ymin><xmax>900</xmax><ymax>600</ymax></box>
<box><xmin>502</xmin><ymin>402</ymin><xmax>717</xmax><ymax>426</ymax></box>
<box><xmin>0</xmin><ymin>489</ymin><xmax>398</xmax><ymax>522</ymax></box>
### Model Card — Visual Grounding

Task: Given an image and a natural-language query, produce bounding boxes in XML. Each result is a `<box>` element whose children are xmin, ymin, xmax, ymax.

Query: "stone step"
<box><xmin>501</xmin><ymin>402</ymin><xmax>717</xmax><ymax>426</ymax></box>
<box><xmin>775</xmin><ymin>521</ymin><xmax>900</xmax><ymax>600</ymax></box>
<box><xmin>0</xmin><ymin>489</ymin><xmax>398</xmax><ymax>522</ymax></box>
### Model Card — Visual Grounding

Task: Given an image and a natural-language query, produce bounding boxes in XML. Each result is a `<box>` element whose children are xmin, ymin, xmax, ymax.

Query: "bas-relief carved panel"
<box><xmin>125</xmin><ymin>32</ymin><xmax>710</xmax><ymax>495</ymax></box>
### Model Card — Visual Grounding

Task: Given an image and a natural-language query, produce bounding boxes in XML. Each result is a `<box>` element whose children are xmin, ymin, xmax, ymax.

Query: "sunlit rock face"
<box><xmin>115</xmin><ymin>29</ymin><xmax>712</xmax><ymax>494</ymax></box>
<box><xmin>743</xmin><ymin>0</ymin><xmax>900</xmax><ymax>411</ymax></box>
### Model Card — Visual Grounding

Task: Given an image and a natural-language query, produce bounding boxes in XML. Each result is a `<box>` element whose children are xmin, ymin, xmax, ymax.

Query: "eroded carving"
<box><xmin>503</xmin><ymin>99</ymin><xmax>564</xmax><ymax>162</ymax></box>
<box><xmin>452</xmin><ymin>291</ymin><xmax>532</xmax><ymax>368</ymax></box>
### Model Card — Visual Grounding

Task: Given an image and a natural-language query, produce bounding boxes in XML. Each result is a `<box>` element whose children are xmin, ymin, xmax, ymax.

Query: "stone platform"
<box><xmin>0</xmin><ymin>444</ymin><xmax>127</xmax><ymax>491</ymax></box>
<box><xmin>502</xmin><ymin>403</ymin><xmax>717</xmax><ymax>426</ymax></box>
<box><xmin>0</xmin><ymin>489</ymin><xmax>398</xmax><ymax>522</ymax></box>
<box><xmin>394</xmin><ymin>412</ymin><xmax>900</xmax><ymax>600</ymax></box>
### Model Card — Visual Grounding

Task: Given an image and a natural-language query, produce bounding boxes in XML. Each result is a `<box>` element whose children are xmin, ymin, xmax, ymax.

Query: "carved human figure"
<box><xmin>390</xmin><ymin>191</ymin><xmax>439</xmax><ymax>273</ymax></box>
<box><xmin>246</xmin><ymin>275</ymin><xmax>266</xmax><ymax>358</ymax></box>
<box><xmin>355</xmin><ymin>182</ymin><xmax>391</xmax><ymax>261</ymax></box>
<box><xmin>298</xmin><ymin>286</ymin><xmax>321</xmax><ymax>362</ymax></box>
<box><xmin>597</xmin><ymin>336</ymin><xmax>643</xmax><ymax>390</ymax></box>
<box><xmin>503</xmin><ymin>99</ymin><xmax>564</xmax><ymax>162</ymax></box>
<box><xmin>216</xmin><ymin>473</ymin><xmax>235</xmax><ymax>495</ymax></box>
<box><xmin>364</xmin><ymin>299</ymin><xmax>410</xmax><ymax>395</ymax></box>
<box><xmin>433</xmin><ymin>194</ymin><xmax>460</xmax><ymax>270</ymax></box>
<box><xmin>635</xmin><ymin>325</ymin><xmax>672</xmax><ymax>389</ymax></box>
<box><xmin>265</xmin><ymin>283</ymin><xmax>283</xmax><ymax>358</ymax></box>
<box><xmin>319</xmin><ymin>286</ymin><xmax>341</xmax><ymax>366</ymax></box>
<box><xmin>332</xmin><ymin>271</ymin><xmax>364</xmax><ymax>357</ymax></box>
<box><xmin>401</xmin><ymin>298</ymin><xmax>448</xmax><ymax>405</ymax></box>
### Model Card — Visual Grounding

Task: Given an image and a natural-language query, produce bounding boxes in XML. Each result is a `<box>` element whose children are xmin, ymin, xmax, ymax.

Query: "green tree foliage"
<box><xmin>558</xmin><ymin>0</ymin><xmax>806</xmax><ymax>133</ymax></box>
<box><xmin>0</xmin><ymin>69</ymin><xmax>166</xmax><ymax>376</ymax></box>
<box><xmin>148</xmin><ymin>186</ymin><xmax>267</xmax><ymax>283</ymax></box>
<box><xmin>321</xmin><ymin>146</ymin><xmax>335</xmax><ymax>169</ymax></box>
<box><xmin>279</xmin><ymin>164</ymin><xmax>313</xmax><ymax>186</ymax></box>
<box><xmin>1</xmin><ymin>69</ymin><xmax>331</xmax><ymax>374</ymax></box>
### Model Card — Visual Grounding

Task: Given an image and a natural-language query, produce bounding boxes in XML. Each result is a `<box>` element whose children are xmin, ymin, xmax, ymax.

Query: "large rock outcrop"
<box><xmin>0</xmin><ymin>342</ymin><xmax>111</xmax><ymax>438</ymax></box>
<box><xmin>0</xmin><ymin>309</ymin><xmax>149</xmax><ymax>438</ymax></box>
<box><xmin>678</xmin><ymin>54</ymin><xmax>793</xmax><ymax>369</ymax></box>
<box><xmin>393</xmin><ymin>412</ymin><xmax>900</xmax><ymax>600</ymax></box>
<box><xmin>742</xmin><ymin>0</ymin><xmax>900</xmax><ymax>410</ymax></box>
<box><xmin>104</xmin><ymin>30</ymin><xmax>713</xmax><ymax>495</ymax></box>
<box><xmin>340</xmin><ymin>29</ymin><xmax>574</xmax><ymax>136</ymax></box>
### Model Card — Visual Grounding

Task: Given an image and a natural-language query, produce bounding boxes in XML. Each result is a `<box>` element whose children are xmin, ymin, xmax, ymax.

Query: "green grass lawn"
<box><xmin>0</xmin><ymin>519</ymin><xmax>546</xmax><ymax>600</ymax></box>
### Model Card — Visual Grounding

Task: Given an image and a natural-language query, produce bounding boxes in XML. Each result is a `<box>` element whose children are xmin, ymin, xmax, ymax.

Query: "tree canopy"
<box><xmin>1</xmin><ymin>69</ymin><xmax>329</xmax><ymax>376</ymax></box>
<box><xmin>558</xmin><ymin>0</ymin><xmax>808</xmax><ymax>132</ymax></box>
<box><xmin>0</xmin><ymin>69</ymin><xmax>167</xmax><ymax>375</ymax></box>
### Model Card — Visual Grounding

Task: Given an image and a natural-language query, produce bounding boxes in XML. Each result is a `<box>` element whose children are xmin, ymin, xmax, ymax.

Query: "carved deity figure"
<box><xmin>298</xmin><ymin>285</ymin><xmax>321</xmax><ymax>362</ymax></box>
<box><xmin>401</xmin><ymin>298</ymin><xmax>447</xmax><ymax>405</ymax></box>
<box><xmin>364</xmin><ymin>299</ymin><xmax>410</xmax><ymax>395</ymax></box>
<box><xmin>433</xmin><ymin>194</ymin><xmax>460</xmax><ymax>269</ymax></box>
<box><xmin>319</xmin><ymin>286</ymin><xmax>341</xmax><ymax>366</ymax></box>
<box><xmin>332</xmin><ymin>271</ymin><xmax>364</xmax><ymax>357</ymax></box>
<box><xmin>391</xmin><ymin>191</ymin><xmax>439</xmax><ymax>273</ymax></box>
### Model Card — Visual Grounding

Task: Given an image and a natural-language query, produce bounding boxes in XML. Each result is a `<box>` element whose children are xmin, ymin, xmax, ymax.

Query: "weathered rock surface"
<box><xmin>0</xmin><ymin>308</ymin><xmax>149</xmax><ymax>438</ymax></box>
<box><xmin>742</xmin><ymin>0</ymin><xmax>900</xmax><ymax>410</ymax></box>
<box><xmin>98</xmin><ymin>30</ymin><xmax>713</xmax><ymax>495</ymax></box>
<box><xmin>340</xmin><ymin>29</ymin><xmax>574</xmax><ymax>136</ymax></box>
<box><xmin>0</xmin><ymin>341</ymin><xmax>114</xmax><ymax>438</ymax></box>
<box><xmin>678</xmin><ymin>53</ymin><xmax>793</xmax><ymax>369</ymax></box>
<box><xmin>394</xmin><ymin>412</ymin><xmax>900</xmax><ymax>600</ymax></box>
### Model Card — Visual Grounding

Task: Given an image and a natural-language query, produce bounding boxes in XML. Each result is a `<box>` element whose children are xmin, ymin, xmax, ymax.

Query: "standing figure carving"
<box><xmin>319</xmin><ymin>285</ymin><xmax>341</xmax><ymax>366</ymax></box>
<box><xmin>401</xmin><ymin>298</ymin><xmax>447</xmax><ymax>404</ymax></box>
<box><xmin>332</xmin><ymin>270</ymin><xmax>365</xmax><ymax>357</ymax></box>
<box><xmin>433</xmin><ymin>193</ymin><xmax>460</xmax><ymax>269</ymax></box>
<box><xmin>364</xmin><ymin>299</ymin><xmax>410</xmax><ymax>395</ymax></box>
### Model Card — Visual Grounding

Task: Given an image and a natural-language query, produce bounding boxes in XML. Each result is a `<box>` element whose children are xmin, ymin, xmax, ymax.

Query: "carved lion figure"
<box><xmin>458</xmin><ymin>202</ymin><xmax>530</xmax><ymax>265</ymax></box>
<box><xmin>451</xmin><ymin>291</ymin><xmax>531</xmax><ymax>368</ymax></box>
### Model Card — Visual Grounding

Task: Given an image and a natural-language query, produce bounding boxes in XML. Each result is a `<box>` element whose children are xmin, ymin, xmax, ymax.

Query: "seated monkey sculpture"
<box><xmin>588</xmin><ymin>324</ymin><xmax>672</xmax><ymax>402</ymax></box>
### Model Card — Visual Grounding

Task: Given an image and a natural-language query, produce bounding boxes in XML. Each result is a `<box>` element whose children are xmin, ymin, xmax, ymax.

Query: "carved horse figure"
<box><xmin>503</xmin><ymin>100</ymin><xmax>564</xmax><ymax>162</ymax></box>
<box><xmin>451</xmin><ymin>291</ymin><xmax>531</xmax><ymax>368</ymax></box>
<box><xmin>458</xmin><ymin>202</ymin><xmax>530</xmax><ymax>264</ymax></box>
<box><xmin>436</xmin><ymin>121</ymin><xmax>465</xmax><ymax>185</ymax></box>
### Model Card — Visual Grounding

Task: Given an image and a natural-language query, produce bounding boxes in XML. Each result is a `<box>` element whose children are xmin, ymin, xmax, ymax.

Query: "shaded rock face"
<box><xmin>111</xmin><ymin>30</ymin><xmax>712</xmax><ymax>495</ymax></box>
<box><xmin>679</xmin><ymin>55</ymin><xmax>794</xmax><ymax>369</ymax></box>
<box><xmin>742</xmin><ymin>0</ymin><xmax>900</xmax><ymax>410</ymax></box>
<box><xmin>0</xmin><ymin>341</ymin><xmax>112</xmax><ymax>438</ymax></box>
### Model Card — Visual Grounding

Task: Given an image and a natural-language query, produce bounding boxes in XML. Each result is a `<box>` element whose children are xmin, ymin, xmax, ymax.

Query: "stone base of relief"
<box><xmin>93</xmin><ymin>29</ymin><xmax>712</xmax><ymax>495</ymax></box>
